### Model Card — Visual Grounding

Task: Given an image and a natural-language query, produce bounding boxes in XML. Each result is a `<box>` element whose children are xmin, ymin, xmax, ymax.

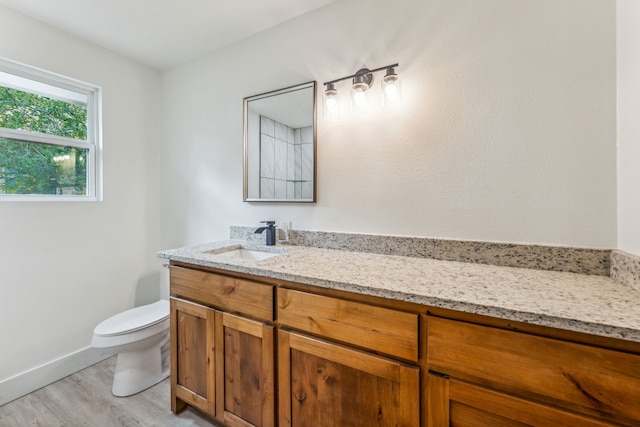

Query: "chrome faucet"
<box><xmin>254</xmin><ymin>221</ymin><xmax>277</xmax><ymax>246</ymax></box>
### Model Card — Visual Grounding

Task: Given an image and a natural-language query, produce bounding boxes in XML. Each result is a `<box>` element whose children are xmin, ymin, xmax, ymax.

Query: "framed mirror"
<box><xmin>243</xmin><ymin>81</ymin><xmax>316</xmax><ymax>202</ymax></box>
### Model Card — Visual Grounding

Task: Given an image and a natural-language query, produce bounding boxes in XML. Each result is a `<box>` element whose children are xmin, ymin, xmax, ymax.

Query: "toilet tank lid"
<box><xmin>94</xmin><ymin>300</ymin><xmax>169</xmax><ymax>337</ymax></box>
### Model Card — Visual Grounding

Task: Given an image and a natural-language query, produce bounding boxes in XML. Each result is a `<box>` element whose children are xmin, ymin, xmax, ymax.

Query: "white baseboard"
<box><xmin>0</xmin><ymin>347</ymin><xmax>113</xmax><ymax>406</ymax></box>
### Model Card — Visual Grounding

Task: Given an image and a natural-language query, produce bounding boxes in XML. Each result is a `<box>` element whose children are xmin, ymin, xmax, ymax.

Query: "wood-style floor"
<box><xmin>0</xmin><ymin>357</ymin><xmax>221</xmax><ymax>426</ymax></box>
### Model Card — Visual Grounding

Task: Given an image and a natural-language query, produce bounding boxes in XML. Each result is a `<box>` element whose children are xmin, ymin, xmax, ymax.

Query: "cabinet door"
<box><xmin>216</xmin><ymin>312</ymin><xmax>275</xmax><ymax>427</ymax></box>
<box><xmin>170</xmin><ymin>297</ymin><xmax>216</xmax><ymax>416</ymax></box>
<box><xmin>279</xmin><ymin>330</ymin><xmax>420</xmax><ymax>427</ymax></box>
<box><xmin>426</xmin><ymin>372</ymin><xmax>616</xmax><ymax>427</ymax></box>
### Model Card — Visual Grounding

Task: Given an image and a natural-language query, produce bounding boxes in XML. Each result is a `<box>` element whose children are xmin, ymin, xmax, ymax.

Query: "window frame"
<box><xmin>0</xmin><ymin>57</ymin><xmax>102</xmax><ymax>202</ymax></box>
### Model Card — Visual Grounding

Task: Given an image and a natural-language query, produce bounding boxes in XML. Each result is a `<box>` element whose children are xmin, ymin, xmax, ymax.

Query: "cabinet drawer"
<box><xmin>427</xmin><ymin>316</ymin><xmax>640</xmax><ymax>424</ymax></box>
<box><xmin>170</xmin><ymin>266</ymin><xmax>273</xmax><ymax>322</ymax></box>
<box><xmin>278</xmin><ymin>288</ymin><xmax>418</xmax><ymax>362</ymax></box>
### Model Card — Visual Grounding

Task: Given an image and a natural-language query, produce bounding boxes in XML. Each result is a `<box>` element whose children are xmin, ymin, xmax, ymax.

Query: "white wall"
<box><xmin>617</xmin><ymin>0</ymin><xmax>640</xmax><ymax>256</ymax></box>
<box><xmin>0</xmin><ymin>6</ymin><xmax>161</xmax><ymax>402</ymax></box>
<box><xmin>160</xmin><ymin>0</ymin><xmax>617</xmax><ymax>248</ymax></box>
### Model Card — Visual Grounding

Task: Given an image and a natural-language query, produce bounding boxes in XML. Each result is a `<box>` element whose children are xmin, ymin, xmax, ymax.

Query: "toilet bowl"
<box><xmin>92</xmin><ymin>299</ymin><xmax>170</xmax><ymax>397</ymax></box>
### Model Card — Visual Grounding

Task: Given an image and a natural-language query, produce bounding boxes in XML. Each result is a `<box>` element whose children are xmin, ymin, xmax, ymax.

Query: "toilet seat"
<box><xmin>94</xmin><ymin>300</ymin><xmax>169</xmax><ymax>337</ymax></box>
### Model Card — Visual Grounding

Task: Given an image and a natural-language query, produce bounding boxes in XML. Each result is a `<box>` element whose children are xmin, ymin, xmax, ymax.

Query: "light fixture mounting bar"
<box><xmin>323</xmin><ymin>63</ymin><xmax>399</xmax><ymax>86</ymax></box>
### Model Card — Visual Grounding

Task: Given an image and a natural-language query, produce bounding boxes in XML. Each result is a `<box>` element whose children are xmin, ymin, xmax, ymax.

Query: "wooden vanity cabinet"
<box><xmin>169</xmin><ymin>261</ymin><xmax>640</xmax><ymax>427</ymax></box>
<box><xmin>277</xmin><ymin>288</ymin><xmax>421</xmax><ymax>427</ymax></box>
<box><xmin>425</xmin><ymin>315</ymin><xmax>640</xmax><ymax>427</ymax></box>
<box><xmin>170</xmin><ymin>265</ymin><xmax>276</xmax><ymax>426</ymax></box>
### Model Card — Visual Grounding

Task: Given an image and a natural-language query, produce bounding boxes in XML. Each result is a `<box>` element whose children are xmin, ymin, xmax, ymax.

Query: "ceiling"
<box><xmin>0</xmin><ymin>0</ymin><xmax>338</xmax><ymax>70</ymax></box>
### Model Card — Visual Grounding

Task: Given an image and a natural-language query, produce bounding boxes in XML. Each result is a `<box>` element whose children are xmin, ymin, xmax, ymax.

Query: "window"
<box><xmin>0</xmin><ymin>58</ymin><xmax>102</xmax><ymax>201</ymax></box>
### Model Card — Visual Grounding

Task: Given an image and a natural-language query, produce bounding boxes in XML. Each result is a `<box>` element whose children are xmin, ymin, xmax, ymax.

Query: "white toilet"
<box><xmin>91</xmin><ymin>299</ymin><xmax>170</xmax><ymax>397</ymax></box>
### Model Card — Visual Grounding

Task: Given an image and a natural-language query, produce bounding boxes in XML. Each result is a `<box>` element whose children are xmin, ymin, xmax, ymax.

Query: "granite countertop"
<box><xmin>158</xmin><ymin>240</ymin><xmax>640</xmax><ymax>343</ymax></box>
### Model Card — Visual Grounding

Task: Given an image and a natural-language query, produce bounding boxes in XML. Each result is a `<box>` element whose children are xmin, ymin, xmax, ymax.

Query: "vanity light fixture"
<box><xmin>323</xmin><ymin>63</ymin><xmax>400</xmax><ymax>118</ymax></box>
<box><xmin>323</xmin><ymin>82</ymin><xmax>339</xmax><ymax>120</ymax></box>
<box><xmin>381</xmin><ymin>66</ymin><xmax>401</xmax><ymax>107</ymax></box>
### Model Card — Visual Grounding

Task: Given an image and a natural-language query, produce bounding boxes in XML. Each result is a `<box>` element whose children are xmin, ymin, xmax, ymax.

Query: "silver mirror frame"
<box><xmin>243</xmin><ymin>81</ymin><xmax>317</xmax><ymax>203</ymax></box>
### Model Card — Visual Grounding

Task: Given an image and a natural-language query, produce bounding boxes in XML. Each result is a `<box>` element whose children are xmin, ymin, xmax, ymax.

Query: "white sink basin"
<box><xmin>216</xmin><ymin>248</ymin><xmax>280</xmax><ymax>261</ymax></box>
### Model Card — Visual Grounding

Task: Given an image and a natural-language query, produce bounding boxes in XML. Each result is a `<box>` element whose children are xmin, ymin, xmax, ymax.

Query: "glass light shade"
<box><xmin>381</xmin><ymin>67</ymin><xmax>401</xmax><ymax>108</ymax></box>
<box><xmin>351</xmin><ymin>78</ymin><xmax>369</xmax><ymax>114</ymax></box>
<box><xmin>323</xmin><ymin>84</ymin><xmax>340</xmax><ymax>120</ymax></box>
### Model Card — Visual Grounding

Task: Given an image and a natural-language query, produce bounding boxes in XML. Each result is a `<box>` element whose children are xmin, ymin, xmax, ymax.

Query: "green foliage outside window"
<box><xmin>0</xmin><ymin>86</ymin><xmax>88</xmax><ymax>195</ymax></box>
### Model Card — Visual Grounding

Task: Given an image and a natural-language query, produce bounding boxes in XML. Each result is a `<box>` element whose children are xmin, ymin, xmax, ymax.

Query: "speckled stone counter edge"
<box><xmin>611</xmin><ymin>250</ymin><xmax>640</xmax><ymax>291</ymax></box>
<box><xmin>231</xmin><ymin>226</ymin><xmax>612</xmax><ymax>276</ymax></box>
